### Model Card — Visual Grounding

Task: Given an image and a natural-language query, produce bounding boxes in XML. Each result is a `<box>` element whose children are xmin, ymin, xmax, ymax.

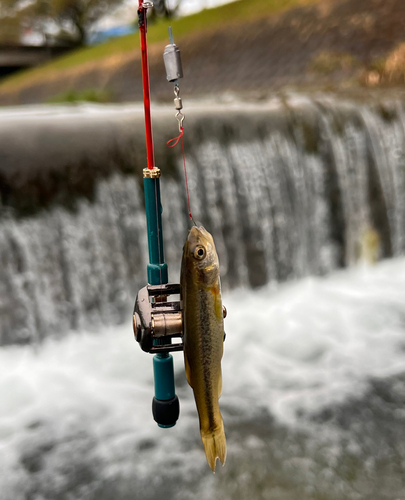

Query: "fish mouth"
<box><xmin>188</xmin><ymin>225</ymin><xmax>209</xmax><ymax>240</ymax></box>
<box><xmin>189</xmin><ymin>225</ymin><xmax>204</xmax><ymax>236</ymax></box>
<box><xmin>187</xmin><ymin>225</ymin><xmax>211</xmax><ymax>249</ymax></box>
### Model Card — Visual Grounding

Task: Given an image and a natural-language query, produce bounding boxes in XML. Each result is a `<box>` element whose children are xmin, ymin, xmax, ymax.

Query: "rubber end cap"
<box><xmin>152</xmin><ymin>395</ymin><xmax>180</xmax><ymax>428</ymax></box>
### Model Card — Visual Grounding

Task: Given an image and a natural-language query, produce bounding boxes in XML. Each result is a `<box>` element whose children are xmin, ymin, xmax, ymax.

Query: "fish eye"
<box><xmin>194</xmin><ymin>246</ymin><xmax>206</xmax><ymax>260</ymax></box>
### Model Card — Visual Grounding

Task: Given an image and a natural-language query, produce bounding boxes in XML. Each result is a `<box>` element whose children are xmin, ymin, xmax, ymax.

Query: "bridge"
<box><xmin>0</xmin><ymin>45</ymin><xmax>72</xmax><ymax>77</ymax></box>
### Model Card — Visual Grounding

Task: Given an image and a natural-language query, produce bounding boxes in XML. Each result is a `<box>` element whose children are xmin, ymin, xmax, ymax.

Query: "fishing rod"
<box><xmin>133</xmin><ymin>7</ymin><xmax>228</xmax><ymax>470</ymax></box>
<box><xmin>133</xmin><ymin>0</ymin><xmax>186</xmax><ymax>428</ymax></box>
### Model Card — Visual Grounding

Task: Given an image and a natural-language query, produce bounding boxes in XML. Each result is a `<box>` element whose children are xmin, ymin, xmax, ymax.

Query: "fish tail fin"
<box><xmin>201</xmin><ymin>420</ymin><xmax>227</xmax><ymax>473</ymax></box>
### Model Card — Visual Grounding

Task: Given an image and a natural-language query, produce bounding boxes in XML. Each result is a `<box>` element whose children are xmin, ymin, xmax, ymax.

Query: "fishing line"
<box><xmin>163</xmin><ymin>27</ymin><xmax>195</xmax><ymax>225</ymax></box>
<box><xmin>167</xmin><ymin>127</ymin><xmax>194</xmax><ymax>222</ymax></box>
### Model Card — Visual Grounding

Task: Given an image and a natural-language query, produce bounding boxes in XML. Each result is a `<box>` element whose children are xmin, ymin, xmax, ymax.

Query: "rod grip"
<box><xmin>153</xmin><ymin>354</ymin><xmax>180</xmax><ymax>428</ymax></box>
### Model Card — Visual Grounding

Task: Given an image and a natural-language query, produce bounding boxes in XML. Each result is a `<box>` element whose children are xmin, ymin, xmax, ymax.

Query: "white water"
<box><xmin>1</xmin><ymin>256</ymin><xmax>405</xmax><ymax>497</ymax></box>
<box><xmin>3</xmin><ymin>96</ymin><xmax>405</xmax><ymax>345</ymax></box>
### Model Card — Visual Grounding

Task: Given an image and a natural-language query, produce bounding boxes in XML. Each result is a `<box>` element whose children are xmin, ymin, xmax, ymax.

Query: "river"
<box><xmin>2</xmin><ymin>257</ymin><xmax>405</xmax><ymax>499</ymax></box>
<box><xmin>1</xmin><ymin>95</ymin><xmax>405</xmax><ymax>498</ymax></box>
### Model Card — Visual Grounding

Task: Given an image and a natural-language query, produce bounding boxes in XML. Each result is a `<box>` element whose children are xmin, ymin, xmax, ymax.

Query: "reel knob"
<box><xmin>152</xmin><ymin>395</ymin><xmax>180</xmax><ymax>427</ymax></box>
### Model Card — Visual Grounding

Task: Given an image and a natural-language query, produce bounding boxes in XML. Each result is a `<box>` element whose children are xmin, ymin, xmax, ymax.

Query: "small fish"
<box><xmin>181</xmin><ymin>225</ymin><xmax>226</xmax><ymax>472</ymax></box>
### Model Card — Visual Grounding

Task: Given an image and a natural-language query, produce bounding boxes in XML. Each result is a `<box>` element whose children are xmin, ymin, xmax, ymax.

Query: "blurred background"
<box><xmin>1</xmin><ymin>0</ymin><xmax>405</xmax><ymax>499</ymax></box>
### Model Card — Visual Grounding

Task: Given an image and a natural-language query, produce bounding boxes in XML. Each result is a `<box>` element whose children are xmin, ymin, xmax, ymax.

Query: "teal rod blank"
<box><xmin>143</xmin><ymin>173</ymin><xmax>178</xmax><ymax>428</ymax></box>
<box><xmin>143</xmin><ymin>176</ymin><xmax>168</xmax><ymax>285</ymax></box>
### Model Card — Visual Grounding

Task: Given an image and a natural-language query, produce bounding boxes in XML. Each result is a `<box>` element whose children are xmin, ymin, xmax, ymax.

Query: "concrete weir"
<box><xmin>0</xmin><ymin>94</ymin><xmax>405</xmax><ymax>345</ymax></box>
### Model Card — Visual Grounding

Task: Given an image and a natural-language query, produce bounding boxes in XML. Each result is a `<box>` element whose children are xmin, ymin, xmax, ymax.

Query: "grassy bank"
<box><xmin>2</xmin><ymin>0</ymin><xmax>405</xmax><ymax>105</ymax></box>
<box><xmin>0</xmin><ymin>0</ymin><xmax>318</xmax><ymax>92</ymax></box>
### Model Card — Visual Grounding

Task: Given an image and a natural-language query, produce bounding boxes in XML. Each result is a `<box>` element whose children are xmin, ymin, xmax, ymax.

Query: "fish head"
<box><xmin>183</xmin><ymin>225</ymin><xmax>219</xmax><ymax>284</ymax></box>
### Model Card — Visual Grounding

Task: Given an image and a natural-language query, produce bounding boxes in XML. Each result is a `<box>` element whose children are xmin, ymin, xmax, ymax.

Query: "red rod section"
<box><xmin>138</xmin><ymin>1</ymin><xmax>155</xmax><ymax>170</ymax></box>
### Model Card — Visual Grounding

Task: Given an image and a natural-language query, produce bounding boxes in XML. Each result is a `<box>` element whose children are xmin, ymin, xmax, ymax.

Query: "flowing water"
<box><xmin>1</xmin><ymin>94</ymin><xmax>405</xmax><ymax>499</ymax></box>
<box><xmin>2</xmin><ymin>259</ymin><xmax>405</xmax><ymax>500</ymax></box>
<box><xmin>1</xmin><ymin>94</ymin><xmax>405</xmax><ymax>345</ymax></box>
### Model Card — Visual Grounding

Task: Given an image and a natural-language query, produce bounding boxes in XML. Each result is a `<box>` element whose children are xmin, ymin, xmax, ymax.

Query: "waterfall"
<box><xmin>1</xmin><ymin>95</ymin><xmax>405</xmax><ymax>345</ymax></box>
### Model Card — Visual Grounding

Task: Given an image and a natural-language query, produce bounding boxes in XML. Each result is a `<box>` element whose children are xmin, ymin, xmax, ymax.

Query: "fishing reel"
<box><xmin>133</xmin><ymin>283</ymin><xmax>184</xmax><ymax>354</ymax></box>
<box><xmin>133</xmin><ymin>284</ymin><xmax>227</xmax><ymax>353</ymax></box>
<box><xmin>133</xmin><ymin>283</ymin><xmax>184</xmax><ymax>428</ymax></box>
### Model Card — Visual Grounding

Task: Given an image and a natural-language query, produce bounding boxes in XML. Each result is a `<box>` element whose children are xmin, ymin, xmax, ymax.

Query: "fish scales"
<box><xmin>181</xmin><ymin>225</ymin><xmax>226</xmax><ymax>472</ymax></box>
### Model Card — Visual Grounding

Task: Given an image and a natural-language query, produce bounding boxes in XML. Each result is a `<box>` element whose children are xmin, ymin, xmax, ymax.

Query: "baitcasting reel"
<box><xmin>133</xmin><ymin>283</ymin><xmax>184</xmax><ymax>354</ymax></box>
<box><xmin>133</xmin><ymin>283</ymin><xmax>183</xmax><ymax>427</ymax></box>
<box><xmin>133</xmin><ymin>284</ymin><xmax>227</xmax><ymax>354</ymax></box>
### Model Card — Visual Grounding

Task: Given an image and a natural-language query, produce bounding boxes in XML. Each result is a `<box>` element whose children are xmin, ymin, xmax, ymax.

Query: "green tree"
<box><xmin>0</xmin><ymin>0</ymin><xmax>183</xmax><ymax>46</ymax></box>
<box><xmin>151</xmin><ymin>0</ymin><xmax>182</xmax><ymax>18</ymax></box>
<box><xmin>0</xmin><ymin>15</ymin><xmax>19</xmax><ymax>44</ymax></box>
<box><xmin>1</xmin><ymin>0</ymin><xmax>127</xmax><ymax>46</ymax></box>
<box><xmin>0</xmin><ymin>0</ymin><xmax>21</xmax><ymax>43</ymax></box>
